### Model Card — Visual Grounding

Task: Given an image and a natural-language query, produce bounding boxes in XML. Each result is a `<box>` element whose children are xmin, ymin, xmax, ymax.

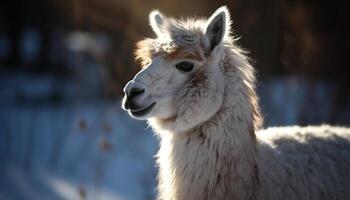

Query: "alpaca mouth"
<box><xmin>130</xmin><ymin>102</ymin><xmax>156</xmax><ymax>117</ymax></box>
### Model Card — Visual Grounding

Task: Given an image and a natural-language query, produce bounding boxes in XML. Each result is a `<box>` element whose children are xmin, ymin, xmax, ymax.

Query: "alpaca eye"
<box><xmin>175</xmin><ymin>61</ymin><xmax>194</xmax><ymax>72</ymax></box>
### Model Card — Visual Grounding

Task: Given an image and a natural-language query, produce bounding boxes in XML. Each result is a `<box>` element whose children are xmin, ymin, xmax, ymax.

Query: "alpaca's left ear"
<box><xmin>204</xmin><ymin>6</ymin><xmax>231</xmax><ymax>52</ymax></box>
<box><xmin>149</xmin><ymin>10</ymin><xmax>166</xmax><ymax>37</ymax></box>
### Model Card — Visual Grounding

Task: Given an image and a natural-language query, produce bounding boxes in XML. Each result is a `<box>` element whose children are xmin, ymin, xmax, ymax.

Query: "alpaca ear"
<box><xmin>149</xmin><ymin>10</ymin><xmax>166</xmax><ymax>36</ymax></box>
<box><xmin>204</xmin><ymin>6</ymin><xmax>230</xmax><ymax>52</ymax></box>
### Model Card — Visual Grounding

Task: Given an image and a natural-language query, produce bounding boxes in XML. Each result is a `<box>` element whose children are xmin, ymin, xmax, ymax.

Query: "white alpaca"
<box><xmin>122</xmin><ymin>6</ymin><xmax>350</xmax><ymax>200</ymax></box>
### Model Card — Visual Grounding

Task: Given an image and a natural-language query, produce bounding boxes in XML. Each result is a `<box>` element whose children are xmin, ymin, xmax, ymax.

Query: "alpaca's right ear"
<box><xmin>204</xmin><ymin>6</ymin><xmax>231</xmax><ymax>52</ymax></box>
<box><xmin>149</xmin><ymin>10</ymin><xmax>166</xmax><ymax>37</ymax></box>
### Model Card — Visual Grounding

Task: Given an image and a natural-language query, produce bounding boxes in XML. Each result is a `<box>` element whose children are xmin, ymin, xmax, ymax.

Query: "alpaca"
<box><xmin>122</xmin><ymin>6</ymin><xmax>350</xmax><ymax>200</ymax></box>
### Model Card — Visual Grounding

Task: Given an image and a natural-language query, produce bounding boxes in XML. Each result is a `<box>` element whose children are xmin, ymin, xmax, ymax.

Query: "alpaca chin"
<box><xmin>149</xmin><ymin>92</ymin><xmax>224</xmax><ymax>135</ymax></box>
<box><xmin>148</xmin><ymin>113</ymin><xmax>208</xmax><ymax>134</ymax></box>
<box><xmin>148</xmin><ymin>117</ymin><xmax>177</xmax><ymax>135</ymax></box>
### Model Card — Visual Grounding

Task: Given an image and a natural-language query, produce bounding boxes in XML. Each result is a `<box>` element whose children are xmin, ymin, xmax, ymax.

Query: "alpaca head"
<box><xmin>122</xmin><ymin>6</ymin><xmax>232</xmax><ymax>133</ymax></box>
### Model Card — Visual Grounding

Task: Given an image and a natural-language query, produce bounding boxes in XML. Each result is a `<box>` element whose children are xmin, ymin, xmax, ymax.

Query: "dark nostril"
<box><xmin>128</xmin><ymin>87</ymin><xmax>145</xmax><ymax>99</ymax></box>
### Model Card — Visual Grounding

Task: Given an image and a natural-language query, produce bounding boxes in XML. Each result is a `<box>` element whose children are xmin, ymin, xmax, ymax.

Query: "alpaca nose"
<box><xmin>123</xmin><ymin>81</ymin><xmax>147</xmax><ymax>111</ymax></box>
<box><xmin>127</xmin><ymin>87</ymin><xmax>145</xmax><ymax>99</ymax></box>
<box><xmin>124</xmin><ymin>81</ymin><xmax>146</xmax><ymax>100</ymax></box>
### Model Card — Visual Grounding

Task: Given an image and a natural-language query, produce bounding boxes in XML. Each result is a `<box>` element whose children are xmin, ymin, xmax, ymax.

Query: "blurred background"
<box><xmin>0</xmin><ymin>0</ymin><xmax>349</xmax><ymax>199</ymax></box>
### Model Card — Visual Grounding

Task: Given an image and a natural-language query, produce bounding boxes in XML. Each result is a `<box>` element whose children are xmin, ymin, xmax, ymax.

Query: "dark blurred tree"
<box><xmin>1</xmin><ymin>0</ymin><xmax>349</xmax><ymax>98</ymax></box>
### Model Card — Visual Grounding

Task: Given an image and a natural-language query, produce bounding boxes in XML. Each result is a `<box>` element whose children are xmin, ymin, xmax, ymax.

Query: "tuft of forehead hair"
<box><xmin>134</xmin><ymin>18</ymin><xmax>207</xmax><ymax>68</ymax></box>
<box><xmin>135</xmin><ymin>38</ymin><xmax>205</xmax><ymax>68</ymax></box>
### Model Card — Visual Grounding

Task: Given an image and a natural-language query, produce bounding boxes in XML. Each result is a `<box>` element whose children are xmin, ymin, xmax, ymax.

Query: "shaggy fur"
<box><xmin>123</xmin><ymin>6</ymin><xmax>350</xmax><ymax>200</ymax></box>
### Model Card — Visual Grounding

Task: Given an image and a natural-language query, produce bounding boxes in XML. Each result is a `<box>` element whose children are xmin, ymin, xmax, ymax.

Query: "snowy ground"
<box><xmin>0</xmin><ymin>75</ymin><xmax>349</xmax><ymax>200</ymax></box>
<box><xmin>0</xmin><ymin>102</ymin><xmax>158</xmax><ymax>200</ymax></box>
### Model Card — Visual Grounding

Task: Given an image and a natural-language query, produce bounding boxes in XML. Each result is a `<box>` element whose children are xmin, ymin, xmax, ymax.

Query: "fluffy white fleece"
<box><xmin>257</xmin><ymin>126</ymin><xmax>350</xmax><ymax>200</ymax></box>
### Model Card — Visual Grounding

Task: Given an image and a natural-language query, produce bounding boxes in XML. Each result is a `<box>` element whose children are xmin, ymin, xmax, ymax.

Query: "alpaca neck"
<box><xmin>156</xmin><ymin>54</ymin><xmax>259</xmax><ymax>200</ymax></box>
